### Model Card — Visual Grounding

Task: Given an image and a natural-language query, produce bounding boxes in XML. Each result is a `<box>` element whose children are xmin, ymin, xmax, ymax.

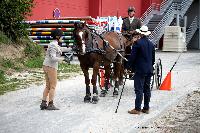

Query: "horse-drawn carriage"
<box><xmin>64</xmin><ymin>22</ymin><xmax>162</xmax><ymax>104</ymax></box>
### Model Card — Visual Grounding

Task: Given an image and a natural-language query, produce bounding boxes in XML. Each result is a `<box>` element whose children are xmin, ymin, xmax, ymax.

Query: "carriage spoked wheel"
<box><xmin>150</xmin><ymin>71</ymin><xmax>155</xmax><ymax>91</ymax></box>
<box><xmin>151</xmin><ymin>58</ymin><xmax>162</xmax><ymax>90</ymax></box>
<box><xmin>155</xmin><ymin>58</ymin><xmax>162</xmax><ymax>89</ymax></box>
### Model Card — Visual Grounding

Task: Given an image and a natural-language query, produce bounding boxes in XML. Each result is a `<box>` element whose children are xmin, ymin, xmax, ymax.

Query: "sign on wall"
<box><xmin>53</xmin><ymin>8</ymin><xmax>61</xmax><ymax>18</ymax></box>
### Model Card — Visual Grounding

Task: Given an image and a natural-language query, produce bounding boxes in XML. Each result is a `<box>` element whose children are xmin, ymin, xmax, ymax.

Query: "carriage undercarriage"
<box><xmin>97</xmin><ymin>58</ymin><xmax>163</xmax><ymax>95</ymax></box>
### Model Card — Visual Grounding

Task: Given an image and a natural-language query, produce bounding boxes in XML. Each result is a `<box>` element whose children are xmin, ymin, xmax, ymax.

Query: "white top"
<box><xmin>43</xmin><ymin>40</ymin><xmax>63</xmax><ymax>70</ymax></box>
<box><xmin>129</xmin><ymin>17</ymin><xmax>134</xmax><ymax>24</ymax></box>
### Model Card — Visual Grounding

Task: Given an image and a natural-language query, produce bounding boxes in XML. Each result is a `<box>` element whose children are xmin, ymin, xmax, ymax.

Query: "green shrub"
<box><xmin>58</xmin><ymin>63</ymin><xmax>81</xmax><ymax>73</ymax></box>
<box><xmin>0</xmin><ymin>31</ymin><xmax>12</xmax><ymax>44</ymax></box>
<box><xmin>0</xmin><ymin>0</ymin><xmax>34</xmax><ymax>41</ymax></box>
<box><xmin>0</xmin><ymin>70</ymin><xmax>6</xmax><ymax>84</ymax></box>
<box><xmin>2</xmin><ymin>58</ymin><xmax>15</xmax><ymax>69</ymax></box>
<box><xmin>24</xmin><ymin>57</ymin><xmax>43</xmax><ymax>68</ymax></box>
<box><xmin>0</xmin><ymin>83</ymin><xmax>18</xmax><ymax>95</ymax></box>
<box><xmin>24</xmin><ymin>42</ymin><xmax>43</xmax><ymax>58</ymax></box>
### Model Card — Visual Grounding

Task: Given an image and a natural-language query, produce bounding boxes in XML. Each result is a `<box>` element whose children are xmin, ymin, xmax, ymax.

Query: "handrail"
<box><xmin>186</xmin><ymin>16</ymin><xmax>198</xmax><ymax>45</ymax></box>
<box><xmin>180</xmin><ymin>0</ymin><xmax>193</xmax><ymax>17</ymax></box>
<box><xmin>160</xmin><ymin>0</ymin><xmax>173</xmax><ymax>14</ymax></box>
<box><xmin>140</xmin><ymin>0</ymin><xmax>173</xmax><ymax>25</ymax></box>
<box><xmin>149</xmin><ymin>0</ymin><xmax>194</xmax><ymax>46</ymax></box>
<box><xmin>140</xmin><ymin>3</ymin><xmax>156</xmax><ymax>25</ymax></box>
<box><xmin>149</xmin><ymin>3</ymin><xmax>177</xmax><ymax>45</ymax></box>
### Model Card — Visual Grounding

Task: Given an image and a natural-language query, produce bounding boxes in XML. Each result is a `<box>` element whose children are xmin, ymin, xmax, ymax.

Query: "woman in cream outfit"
<box><xmin>40</xmin><ymin>29</ymin><xmax>69</xmax><ymax>110</ymax></box>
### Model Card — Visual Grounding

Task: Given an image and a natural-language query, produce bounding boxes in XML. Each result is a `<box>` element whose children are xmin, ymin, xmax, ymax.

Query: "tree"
<box><xmin>0</xmin><ymin>0</ymin><xmax>34</xmax><ymax>41</ymax></box>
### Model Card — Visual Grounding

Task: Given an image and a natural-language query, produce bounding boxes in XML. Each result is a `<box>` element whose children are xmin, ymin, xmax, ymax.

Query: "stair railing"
<box><xmin>140</xmin><ymin>3</ymin><xmax>156</xmax><ymax>25</ymax></box>
<box><xmin>140</xmin><ymin>0</ymin><xmax>173</xmax><ymax>25</ymax></box>
<box><xmin>186</xmin><ymin>16</ymin><xmax>198</xmax><ymax>45</ymax></box>
<box><xmin>160</xmin><ymin>0</ymin><xmax>173</xmax><ymax>14</ymax></box>
<box><xmin>149</xmin><ymin>0</ymin><xmax>194</xmax><ymax>46</ymax></box>
<box><xmin>180</xmin><ymin>0</ymin><xmax>194</xmax><ymax>17</ymax></box>
<box><xmin>149</xmin><ymin>3</ymin><xmax>178</xmax><ymax>45</ymax></box>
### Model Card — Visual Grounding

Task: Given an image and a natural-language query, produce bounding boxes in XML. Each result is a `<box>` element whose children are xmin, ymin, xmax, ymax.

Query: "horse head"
<box><xmin>73</xmin><ymin>22</ymin><xmax>90</xmax><ymax>55</ymax></box>
<box><xmin>124</xmin><ymin>32</ymin><xmax>141</xmax><ymax>47</ymax></box>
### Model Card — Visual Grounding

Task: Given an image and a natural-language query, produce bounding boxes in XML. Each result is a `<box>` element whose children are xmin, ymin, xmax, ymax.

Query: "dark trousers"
<box><xmin>134</xmin><ymin>73</ymin><xmax>151</xmax><ymax>111</ymax></box>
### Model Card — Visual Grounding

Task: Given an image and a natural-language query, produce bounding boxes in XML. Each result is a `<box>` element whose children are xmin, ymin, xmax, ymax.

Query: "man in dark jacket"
<box><xmin>126</xmin><ymin>26</ymin><xmax>155</xmax><ymax>114</ymax></box>
<box><xmin>121</xmin><ymin>6</ymin><xmax>142</xmax><ymax>40</ymax></box>
<box><xmin>122</xmin><ymin>6</ymin><xmax>142</xmax><ymax>76</ymax></box>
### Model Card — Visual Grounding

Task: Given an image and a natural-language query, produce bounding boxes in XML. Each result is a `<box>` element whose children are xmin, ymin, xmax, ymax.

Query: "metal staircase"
<box><xmin>141</xmin><ymin>0</ymin><xmax>195</xmax><ymax>47</ymax></box>
<box><xmin>186</xmin><ymin>16</ymin><xmax>199</xmax><ymax>45</ymax></box>
<box><xmin>140</xmin><ymin>0</ymin><xmax>173</xmax><ymax>25</ymax></box>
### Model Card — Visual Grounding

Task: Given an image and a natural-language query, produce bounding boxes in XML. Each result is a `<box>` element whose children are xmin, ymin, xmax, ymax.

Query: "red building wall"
<box><xmin>101</xmin><ymin>0</ymin><xmax>142</xmax><ymax>18</ymax></box>
<box><xmin>27</xmin><ymin>0</ymin><xmax>89</xmax><ymax>20</ymax></box>
<box><xmin>27</xmin><ymin>0</ymin><xmax>162</xmax><ymax>20</ymax></box>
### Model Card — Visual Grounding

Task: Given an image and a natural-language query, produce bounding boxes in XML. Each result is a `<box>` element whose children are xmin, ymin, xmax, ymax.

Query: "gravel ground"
<box><xmin>139</xmin><ymin>90</ymin><xmax>200</xmax><ymax>133</ymax></box>
<box><xmin>0</xmin><ymin>51</ymin><xmax>200</xmax><ymax>133</ymax></box>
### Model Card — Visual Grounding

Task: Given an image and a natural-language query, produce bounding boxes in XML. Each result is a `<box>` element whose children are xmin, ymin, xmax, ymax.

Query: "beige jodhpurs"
<box><xmin>42</xmin><ymin>66</ymin><xmax>57</xmax><ymax>102</ymax></box>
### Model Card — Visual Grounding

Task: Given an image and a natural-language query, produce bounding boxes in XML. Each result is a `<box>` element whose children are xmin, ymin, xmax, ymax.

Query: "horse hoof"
<box><xmin>113</xmin><ymin>90</ymin><xmax>119</xmax><ymax>96</ymax></box>
<box><xmin>92</xmin><ymin>96</ymin><xmax>99</xmax><ymax>104</ymax></box>
<box><xmin>99</xmin><ymin>93</ymin><xmax>106</xmax><ymax>97</ymax></box>
<box><xmin>99</xmin><ymin>90</ymin><xmax>107</xmax><ymax>97</ymax></box>
<box><xmin>84</xmin><ymin>95</ymin><xmax>91</xmax><ymax>103</ymax></box>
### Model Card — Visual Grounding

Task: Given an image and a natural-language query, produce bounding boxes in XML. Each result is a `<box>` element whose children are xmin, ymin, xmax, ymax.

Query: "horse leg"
<box><xmin>91</xmin><ymin>63</ymin><xmax>99</xmax><ymax>104</ymax></box>
<box><xmin>119</xmin><ymin>62</ymin><xmax>124</xmax><ymax>86</ymax></box>
<box><xmin>113</xmin><ymin>61</ymin><xmax>122</xmax><ymax>96</ymax></box>
<box><xmin>100</xmin><ymin>63</ymin><xmax>111</xmax><ymax>97</ymax></box>
<box><xmin>82</xmin><ymin>67</ymin><xmax>91</xmax><ymax>103</ymax></box>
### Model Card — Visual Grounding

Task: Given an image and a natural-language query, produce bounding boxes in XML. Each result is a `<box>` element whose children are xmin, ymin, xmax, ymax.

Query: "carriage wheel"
<box><xmin>155</xmin><ymin>58</ymin><xmax>162</xmax><ymax>89</ymax></box>
<box><xmin>150</xmin><ymin>71</ymin><xmax>155</xmax><ymax>91</ymax></box>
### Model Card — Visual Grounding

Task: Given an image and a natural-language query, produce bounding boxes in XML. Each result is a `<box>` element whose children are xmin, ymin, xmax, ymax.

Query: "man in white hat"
<box><xmin>126</xmin><ymin>26</ymin><xmax>155</xmax><ymax>114</ymax></box>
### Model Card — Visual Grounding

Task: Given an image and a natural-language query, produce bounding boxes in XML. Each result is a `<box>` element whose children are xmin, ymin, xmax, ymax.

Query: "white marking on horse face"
<box><xmin>78</xmin><ymin>31</ymin><xmax>84</xmax><ymax>39</ymax></box>
<box><xmin>82</xmin><ymin>43</ymin><xmax>86</xmax><ymax>54</ymax></box>
<box><xmin>78</xmin><ymin>31</ymin><xmax>86</xmax><ymax>54</ymax></box>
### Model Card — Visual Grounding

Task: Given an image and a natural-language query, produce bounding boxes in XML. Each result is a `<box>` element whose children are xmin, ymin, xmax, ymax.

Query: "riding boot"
<box><xmin>46</xmin><ymin>101</ymin><xmax>59</xmax><ymax>110</ymax></box>
<box><xmin>84</xmin><ymin>86</ymin><xmax>91</xmax><ymax>103</ymax></box>
<box><xmin>92</xmin><ymin>86</ymin><xmax>99</xmax><ymax>104</ymax></box>
<box><xmin>40</xmin><ymin>100</ymin><xmax>47</xmax><ymax>110</ymax></box>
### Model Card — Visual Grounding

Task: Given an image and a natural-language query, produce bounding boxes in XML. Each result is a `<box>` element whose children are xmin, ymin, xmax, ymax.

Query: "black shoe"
<box><xmin>40</xmin><ymin>100</ymin><xmax>47</xmax><ymax>110</ymax></box>
<box><xmin>46</xmin><ymin>101</ymin><xmax>59</xmax><ymax>110</ymax></box>
<box><xmin>84</xmin><ymin>94</ymin><xmax>91</xmax><ymax>103</ymax></box>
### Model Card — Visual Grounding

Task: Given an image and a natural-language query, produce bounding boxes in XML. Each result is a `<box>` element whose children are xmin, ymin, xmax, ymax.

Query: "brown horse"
<box><xmin>73</xmin><ymin>22</ymin><xmax>128</xmax><ymax>103</ymax></box>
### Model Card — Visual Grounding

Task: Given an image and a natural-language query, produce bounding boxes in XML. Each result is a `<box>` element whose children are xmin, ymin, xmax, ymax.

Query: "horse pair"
<box><xmin>73</xmin><ymin>22</ymin><xmax>139</xmax><ymax>104</ymax></box>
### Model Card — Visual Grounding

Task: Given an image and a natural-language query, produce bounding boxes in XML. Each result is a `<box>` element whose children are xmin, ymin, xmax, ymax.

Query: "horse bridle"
<box><xmin>73</xmin><ymin>28</ymin><xmax>89</xmax><ymax>55</ymax></box>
